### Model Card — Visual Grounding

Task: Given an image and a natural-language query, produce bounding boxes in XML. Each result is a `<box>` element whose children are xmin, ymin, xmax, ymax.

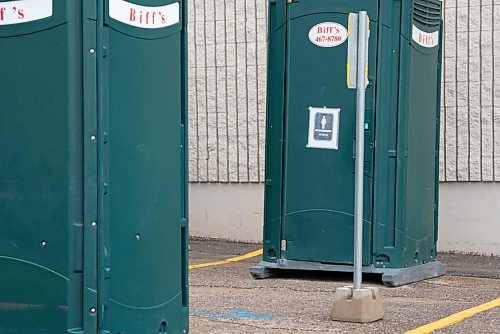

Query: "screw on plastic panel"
<box><xmin>89</xmin><ymin>48</ymin><xmax>95</xmax><ymax>54</ymax></box>
<box><xmin>91</xmin><ymin>221</ymin><xmax>97</xmax><ymax>227</ymax></box>
<box><xmin>40</xmin><ymin>240</ymin><xmax>47</xmax><ymax>247</ymax></box>
<box><xmin>135</xmin><ymin>234</ymin><xmax>141</xmax><ymax>240</ymax></box>
<box><xmin>90</xmin><ymin>135</ymin><xmax>96</xmax><ymax>141</ymax></box>
<box><xmin>89</xmin><ymin>307</ymin><xmax>96</xmax><ymax>314</ymax></box>
<box><xmin>159</xmin><ymin>321</ymin><xmax>167</xmax><ymax>334</ymax></box>
<box><xmin>104</xmin><ymin>267</ymin><xmax>111</xmax><ymax>279</ymax></box>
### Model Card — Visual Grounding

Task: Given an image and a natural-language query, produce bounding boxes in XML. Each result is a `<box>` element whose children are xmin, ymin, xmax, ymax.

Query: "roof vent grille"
<box><xmin>413</xmin><ymin>0</ymin><xmax>442</xmax><ymax>28</ymax></box>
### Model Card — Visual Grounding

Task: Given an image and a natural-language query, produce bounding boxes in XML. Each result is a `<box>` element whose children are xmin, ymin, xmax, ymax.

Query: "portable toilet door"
<box><xmin>263</xmin><ymin>0</ymin><xmax>379</xmax><ymax>266</ymax></box>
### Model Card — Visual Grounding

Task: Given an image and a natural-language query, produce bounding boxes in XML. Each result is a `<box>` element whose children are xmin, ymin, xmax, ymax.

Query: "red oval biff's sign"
<box><xmin>308</xmin><ymin>22</ymin><xmax>348</xmax><ymax>48</ymax></box>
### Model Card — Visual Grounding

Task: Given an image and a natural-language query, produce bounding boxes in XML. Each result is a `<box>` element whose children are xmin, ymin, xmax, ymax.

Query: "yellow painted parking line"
<box><xmin>405</xmin><ymin>297</ymin><xmax>500</xmax><ymax>334</ymax></box>
<box><xmin>189</xmin><ymin>249</ymin><xmax>263</xmax><ymax>270</ymax></box>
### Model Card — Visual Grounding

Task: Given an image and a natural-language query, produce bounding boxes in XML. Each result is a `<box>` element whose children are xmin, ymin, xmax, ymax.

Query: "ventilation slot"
<box><xmin>413</xmin><ymin>0</ymin><xmax>442</xmax><ymax>28</ymax></box>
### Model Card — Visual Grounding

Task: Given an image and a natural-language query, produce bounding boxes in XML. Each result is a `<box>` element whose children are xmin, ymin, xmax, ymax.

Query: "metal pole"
<box><xmin>353</xmin><ymin>11</ymin><xmax>368</xmax><ymax>290</ymax></box>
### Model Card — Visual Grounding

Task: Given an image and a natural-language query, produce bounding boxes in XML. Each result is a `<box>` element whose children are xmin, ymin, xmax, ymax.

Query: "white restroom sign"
<box><xmin>0</xmin><ymin>0</ymin><xmax>53</xmax><ymax>25</ymax></box>
<box><xmin>307</xmin><ymin>107</ymin><xmax>340</xmax><ymax>150</ymax></box>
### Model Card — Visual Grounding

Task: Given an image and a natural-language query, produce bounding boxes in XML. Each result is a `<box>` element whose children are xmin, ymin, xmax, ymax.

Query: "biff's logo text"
<box><xmin>129</xmin><ymin>8</ymin><xmax>165</xmax><ymax>25</ymax></box>
<box><xmin>412</xmin><ymin>25</ymin><xmax>439</xmax><ymax>48</ymax></box>
<box><xmin>0</xmin><ymin>6</ymin><xmax>25</xmax><ymax>21</ymax></box>
<box><xmin>0</xmin><ymin>0</ymin><xmax>53</xmax><ymax>26</ymax></box>
<box><xmin>109</xmin><ymin>0</ymin><xmax>179</xmax><ymax>29</ymax></box>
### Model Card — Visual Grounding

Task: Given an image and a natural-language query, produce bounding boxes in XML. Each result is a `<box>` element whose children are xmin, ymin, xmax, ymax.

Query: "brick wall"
<box><xmin>440</xmin><ymin>0</ymin><xmax>499</xmax><ymax>181</ymax></box>
<box><xmin>188</xmin><ymin>0</ymin><xmax>500</xmax><ymax>183</ymax></box>
<box><xmin>187</xmin><ymin>0</ymin><xmax>267</xmax><ymax>182</ymax></box>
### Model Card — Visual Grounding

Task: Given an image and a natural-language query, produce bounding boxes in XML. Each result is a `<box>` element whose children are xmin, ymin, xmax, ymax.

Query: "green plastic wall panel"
<box><xmin>104</xmin><ymin>0</ymin><xmax>188</xmax><ymax>332</ymax></box>
<box><xmin>0</xmin><ymin>2</ymin><xmax>79</xmax><ymax>332</ymax></box>
<box><xmin>0</xmin><ymin>0</ymin><xmax>188</xmax><ymax>333</ymax></box>
<box><xmin>263</xmin><ymin>0</ymin><xmax>443</xmax><ymax>270</ymax></box>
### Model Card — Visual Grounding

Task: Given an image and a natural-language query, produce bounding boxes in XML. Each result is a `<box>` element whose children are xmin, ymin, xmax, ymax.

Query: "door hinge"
<box><xmin>281</xmin><ymin>240</ymin><xmax>287</xmax><ymax>251</ymax></box>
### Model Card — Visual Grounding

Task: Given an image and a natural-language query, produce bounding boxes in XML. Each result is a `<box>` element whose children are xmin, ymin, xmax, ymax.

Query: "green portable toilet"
<box><xmin>251</xmin><ymin>0</ymin><xmax>446</xmax><ymax>286</ymax></box>
<box><xmin>0</xmin><ymin>0</ymin><xmax>188</xmax><ymax>333</ymax></box>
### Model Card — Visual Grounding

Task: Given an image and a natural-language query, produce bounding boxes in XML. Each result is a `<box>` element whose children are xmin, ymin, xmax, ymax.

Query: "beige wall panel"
<box><xmin>469</xmin><ymin>107</ymin><xmax>481</xmax><ymax>181</ymax></box>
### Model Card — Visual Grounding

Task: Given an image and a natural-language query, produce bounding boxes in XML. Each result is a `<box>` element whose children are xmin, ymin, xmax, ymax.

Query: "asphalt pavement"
<box><xmin>188</xmin><ymin>239</ymin><xmax>500</xmax><ymax>334</ymax></box>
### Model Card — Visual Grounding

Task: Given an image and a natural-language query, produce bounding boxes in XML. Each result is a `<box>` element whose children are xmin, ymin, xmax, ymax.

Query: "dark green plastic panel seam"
<box><xmin>67</xmin><ymin>1</ymin><xmax>85</xmax><ymax>332</ymax></box>
<box><xmin>262</xmin><ymin>0</ymin><xmax>287</xmax><ymax>263</ymax></box>
<box><xmin>83</xmin><ymin>3</ymin><xmax>99</xmax><ymax>331</ymax></box>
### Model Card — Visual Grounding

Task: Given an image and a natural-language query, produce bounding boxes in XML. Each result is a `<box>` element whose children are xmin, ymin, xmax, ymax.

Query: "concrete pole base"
<box><xmin>330</xmin><ymin>286</ymin><xmax>384</xmax><ymax>323</ymax></box>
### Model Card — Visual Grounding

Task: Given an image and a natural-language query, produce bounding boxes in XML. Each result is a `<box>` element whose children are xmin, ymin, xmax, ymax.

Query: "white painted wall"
<box><xmin>189</xmin><ymin>183</ymin><xmax>500</xmax><ymax>256</ymax></box>
<box><xmin>438</xmin><ymin>182</ymin><xmax>500</xmax><ymax>256</ymax></box>
<box><xmin>189</xmin><ymin>183</ymin><xmax>264</xmax><ymax>242</ymax></box>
